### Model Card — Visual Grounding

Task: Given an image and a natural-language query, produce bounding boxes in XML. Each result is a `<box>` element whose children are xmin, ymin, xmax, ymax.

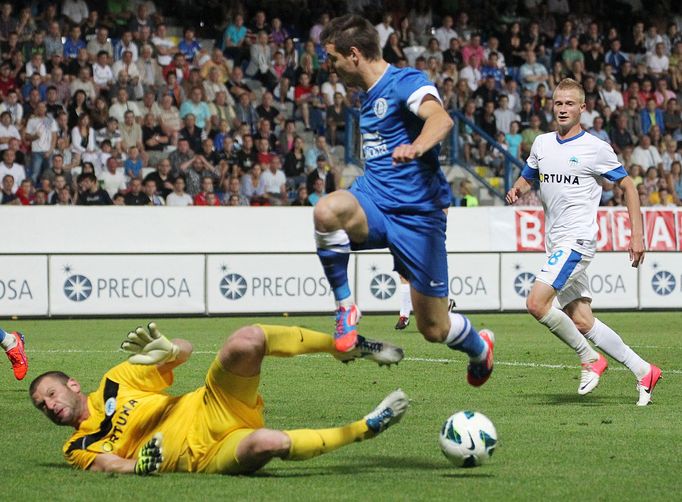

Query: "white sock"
<box><xmin>399</xmin><ymin>283</ymin><xmax>412</xmax><ymax>317</ymax></box>
<box><xmin>0</xmin><ymin>331</ymin><xmax>16</xmax><ymax>351</ymax></box>
<box><xmin>538</xmin><ymin>308</ymin><xmax>598</xmax><ymax>364</ymax></box>
<box><xmin>444</xmin><ymin>313</ymin><xmax>487</xmax><ymax>362</ymax></box>
<box><xmin>336</xmin><ymin>298</ymin><xmax>354</xmax><ymax>309</ymax></box>
<box><xmin>584</xmin><ymin>318</ymin><xmax>650</xmax><ymax>380</ymax></box>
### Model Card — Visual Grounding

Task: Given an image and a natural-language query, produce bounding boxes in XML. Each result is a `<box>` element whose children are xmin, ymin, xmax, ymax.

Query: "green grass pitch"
<box><xmin>2</xmin><ymin>313</ymin><xmax>680</xmax><ymax>501</ymax></box>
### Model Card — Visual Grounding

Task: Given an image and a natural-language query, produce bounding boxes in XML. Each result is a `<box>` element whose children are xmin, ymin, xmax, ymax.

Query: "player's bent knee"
<box><xmin>237</xmin><ymin>429</ymin><xmax>290</xmax><ymax>463</ymax></box>
<box><xmin>416</xmin><ymin>319</ymin><xmax>448</xmax><ymax>343</ymax></box>
<box><xmin>526</xmin><ymin>296</ymin><xmax>547</xmax><ymax>320</ymax></box>
<box><xmin>220</xmin><ymin>326</ymin><xmax>266</xmax><ymax>361</ymax></box>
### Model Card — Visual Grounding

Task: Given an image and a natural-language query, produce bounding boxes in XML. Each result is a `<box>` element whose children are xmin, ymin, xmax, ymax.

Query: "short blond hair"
<box><xmin>554</xmin><ymin>78</ymin><xmax>585</xmax><ymax>103</ymax></box>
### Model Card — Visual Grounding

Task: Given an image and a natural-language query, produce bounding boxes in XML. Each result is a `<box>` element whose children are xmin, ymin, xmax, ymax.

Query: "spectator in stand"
<box><xmin>71</xmin><ymin>113</ymin><xmax>98</xmax><ymax>166</ymax></box>
<box><xmin>124</xmin><ymin>145</ymin><xmax>144</xmax><ymax>178</ymax></box>
<box><xmin>668</xmin><ymin>161</ymin><xmax>682</xmax><ymax>202</ymax></box>
<box><xmin>640</xmin><ymin>98</ymin><xmax>664</xmax><ymax>135</ymax></box>
<box><xmin>562</xmin><ymin>36</ymin><xmax>584</xmax><ymax>67</ymax></box>
<box><xmin>459</xmin><ymin>54</ymin><xmax>482</xmax><ymax>92</ymax></box>
<box><xmin>505</xmin><ymin>120</ymin><xmax>523</xmax><ymax>160</ymax></box>
<box><xmin>661</xmin><ymin>140</ymin><xmax>682</xmax><ymax>174</ymax></box>
<box><xmin>193</xmin><ymin>175</ymin><xmax>219</xmax><ymax>206</ymax></box>
<box><xmin>290</xmin><ymin>183</ymin><xmax>311</xmax><ymax>206</ymax></box>
<box><xmin>235</xmin><ymin>93</ymin><xmax>259</xmax><ymax>134</ymax></box>
<box><xmin>0</xmin><ymin>148</ymin><xmax>24</xmax><ymax>191</ymax></box>
<box><xmin>92</xmin><ymin>50</ymin><xmax>115</xmax><ymax>97</ymax></box>
<box><xmin>610</xmin><ymin>113</ymin><xmax>637</xmax><ymax>154</ymax></box>
<box><xmin>307</xmin><ymin>177</ymin><xmax>325</xmax><ymax>206</ymax></box>
<box><xmin>137</xmin><ymin>44</ymin><xmax>164</xmax><ymax>95</ymax></box>
<box><xmin>124</xmin><ymin>177</ymin><xmax>147</xmax><ymax>205</ymax></box>
<box><xmin>284</xmin><ymin>135</ymin><xmax>306</xmax><ymax>190</ymax></box>
<box><xmin>521</xmin><ymin>114</ymin><xmax>543</xmax><ymax>157</ymax></box>
<box><xmin>306</xmin><ymin>154</ymin><xmax>336</xmax><ymax>195</ymax></box>
<box><xmin>178</xmin><ymin>27</ymin><xmax>201</xmax><ymax>63</ymax></box>
<box><xmin>383</xmin><ymin>32</ymin><xmax>405</xmax><ymax>65</ymax></box>
<box><xmin>0</xmin><ymin>110</ymin><xmax>20</xmax><ymax>150</ymax></box>
<box><xmin>588</xmin><ymin>116</ymin><xmax>610</xmax><ymax>143</ymax></box>
<box><xmin>579</xmin><ymin>96</ymin><xmax>600</xmax><ymax>129</ymax></box>
<box><xmin>165</xmin><ymin>176</ymin><xmax>191</xmax><ymax>206</ymax></box>
<box><xmin>77</xmin><ymin>172</ymin><xmax>112</xmax><ymax>205</ymax></box>
<box><xmin>304</xmin><ymin>134</ymin><xmax>333</xmax><ymax>173</ymax></box>
<box><xmin>605</xmin><ymin>39</ymin><xmax>629</xmax><ymax>73</ymax></box>
<box><xmin>158</xmin><ymin>93</ymin><xmax>181</xmax><ymax>139</ymax></box>
<box><xmin>246</xmin><ymin>31</ymin><xmax>275</xmax><ymax>90</ymax></box>
<box><xmin>22</xmin><ymin>72</ymin><xmax>47</xmax><ymax>102</ymax></box>
<box><xmin>142</xmin><ymin>112</ymin><xmax>169</xmax><ymax>166</ymax></box>
<box><xmin>262</xmin><ymin>155</ymin><xmax>287</xmax><ymax>205</ymax></box>
<box><xmin>326</xmin><ymin>92</ymin><xmax>348</xmax><ymax>147</ymax></box>
<box><xmin>519</xmin><ymin>49</ymin><xmax>548</xmax><ymax>92</ymax></box>
<box><xmin>219</xmin><ymin>176</ymin><xmax>249</xmax><ymax>206</ymax></box>
<box><xmin>100</xmin><ymin>156</ymin><xmax>126</xmax><ymax>197</ymax></box>
<box><xmin>0</xmin><ymin>89</ymin><xmax>22</xmax><ymax>126</ymax></box>
<box><xmin>64</xmin><ymin>25</ymin><xmax>86</xmax><ymax>61</ymax></box>
<box><xmin>0</xmin><ymin>174</ymin><xmax>19</xmax><ymax>204</ymax></box>
<box><xmin>87</xmin><ymin>27</ymin><xmax>113</xmax><ymax>61</ymax></box>
<box><xmin>662</xmin><ymin>98</ymin><xmax>681</xmax><ymax>137</ymax></box>
<box><xmin>24</xmin><ymin>101</ymin><xmax>58</xmax><ymax>183</ymax></box>
<box><xmin>241</xmin><ymin>162</ymin><xmax>267</xmax><ymax>205</ymax></box>
<box><xmin>120</xmin><ymin>110</ymin><xmax>145</xmax><ymax>161</ymax></box>
<box><xmin>632</xmin><ymin>134</ymin><xmax>663</xmax><ymax>172</ymax></box>
<box><xmin>599</xmin><ymin>78</ymin><xmax>624</xmax><ymax>111</ymax></box>
<box><xmin>480</xmin><ymin>52</ymin><xmax>504</xmax><ymax>89</ymax></box>
<box><xmin>144</xmin><ymin>157</ymin><xmax>174</xmax><ymax>199</ymax></box>
<box><xmin>494</xmin><ymin>95</ymin><xmax>520</xmax><ymax>134</ymax></box>
<box><xmin>653</xmin><ymin>78</ymin><xmax>675</xmax><ymax>109</ymax></box>
<box><xmin>178</xmin><ymin>113</ymin><xmax>202</xmax><ymax>154</ymax></box>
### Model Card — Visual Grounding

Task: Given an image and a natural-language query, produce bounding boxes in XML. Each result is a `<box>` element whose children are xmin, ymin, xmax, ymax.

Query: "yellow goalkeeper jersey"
<box><xmin>63</xmin><ymin>361</ymin><xmax>201</xmax><ymax>471</ymax></box>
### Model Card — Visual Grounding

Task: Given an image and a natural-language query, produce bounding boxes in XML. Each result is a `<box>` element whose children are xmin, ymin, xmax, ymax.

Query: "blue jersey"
<box><xmin>354</xmin><ymin>65</ymin><xmax>451</xmax><ymax>214</ymax></box>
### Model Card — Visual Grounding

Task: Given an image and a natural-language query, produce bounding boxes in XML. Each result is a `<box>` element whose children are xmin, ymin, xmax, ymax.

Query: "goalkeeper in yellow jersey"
<box><xmin>29</xmin><ymin>323</ymin><xmax>408</xmax><ymax>475</ymax></box>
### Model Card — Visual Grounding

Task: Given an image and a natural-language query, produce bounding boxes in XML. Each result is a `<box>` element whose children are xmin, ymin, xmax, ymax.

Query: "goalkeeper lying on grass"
<box><xmin>29</xmin><ymin>323</ymin><xmax>408</xmax><ymax>474</ymax></box>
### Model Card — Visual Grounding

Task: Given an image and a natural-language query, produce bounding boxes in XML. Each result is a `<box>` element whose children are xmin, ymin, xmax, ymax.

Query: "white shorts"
<box><xmin>535</xmin><ymin>247</ymin><xmax>592</xmax><ymax>308</ymax></box>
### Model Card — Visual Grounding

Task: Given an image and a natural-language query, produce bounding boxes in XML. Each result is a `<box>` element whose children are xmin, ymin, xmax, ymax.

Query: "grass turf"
<box><xmin>1</xmin><ymin>313</ymin><xmax>680</xmax><ymax>501</ymax></box>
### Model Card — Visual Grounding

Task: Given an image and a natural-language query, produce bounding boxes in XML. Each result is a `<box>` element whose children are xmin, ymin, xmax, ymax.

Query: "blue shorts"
<box><xmin>349</xmin><ymin>185</ymin><xmax>448</xmax><ymax>298</ymax></box>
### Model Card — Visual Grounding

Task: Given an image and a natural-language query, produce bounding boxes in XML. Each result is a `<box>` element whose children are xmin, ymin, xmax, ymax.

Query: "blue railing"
<box><xmin>343</xmin><ymin>108</ymin><xmax>523</xmax><ymax>201</ymax></box>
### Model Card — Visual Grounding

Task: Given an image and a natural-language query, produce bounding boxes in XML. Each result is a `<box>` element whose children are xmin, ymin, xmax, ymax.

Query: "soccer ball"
<box><xmin>439</xmin><ymin>411</ymin><xmax>498</xmax><ymax>467</ymax></box>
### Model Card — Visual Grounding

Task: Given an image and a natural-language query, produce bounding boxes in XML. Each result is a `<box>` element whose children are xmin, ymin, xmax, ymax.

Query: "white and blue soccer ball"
<box><xmin>439</xmin><ymin>411</ymin><xmax>498</xmax><ymax>467</ymax></box>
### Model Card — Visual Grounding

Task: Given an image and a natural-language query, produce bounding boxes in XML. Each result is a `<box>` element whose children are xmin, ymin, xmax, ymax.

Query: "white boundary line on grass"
<box><xmin>29</xmin><ymin>349</ymin><xmax>682</xmax><ymax>374</ymax></box>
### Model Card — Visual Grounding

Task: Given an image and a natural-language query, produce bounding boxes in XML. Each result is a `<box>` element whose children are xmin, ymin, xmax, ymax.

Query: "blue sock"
<box><xmin>317</xmin><ymin>249</ymin><xmax>351</xmax><ymax>301</ymax></box>
<box><xmin>0</xmin><ymin>327</ymin><xmax>5</xmax><ymax>343</ymax></box>
<box><xmin>445</xmin><ymin>313</ymin><xmax>486</xmax><ymax>359</ymax></box>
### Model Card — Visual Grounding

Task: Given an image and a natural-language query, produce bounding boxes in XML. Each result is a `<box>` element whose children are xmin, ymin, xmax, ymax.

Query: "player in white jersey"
<box><xmin>506</xmin><ymin>78</ymin><xmax>661</xmax><ymax>406</ymax></box>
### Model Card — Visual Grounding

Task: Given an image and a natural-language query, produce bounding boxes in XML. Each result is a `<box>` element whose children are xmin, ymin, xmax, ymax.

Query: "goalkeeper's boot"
<box><xmin>334</xmin><ymin>304</ymin><xmax>360</xmax><ymax>352</ymax></box>
<box><xmin>636</xmin><ymin>364</ymin><xmax>662</xmax><ymax>406</ymax></box>
<box><xmin>578</xmin><ymin>353</ymin><xmax>608</xmax><ymax>395</ymax></box>
<box><xmin>335</xmin><ymin>335</ymin><xmax>404</xmax><ymax>367</ymax></box>
<box><xmin>364</xmin><ymin>389</ymin><xmax>409</xmax><ymax>435</ymax></box>
<box><xmin>5</xmin><ymin>332</ymin><xmax>28</xmax><ymax>380</ymax></box>
<box><xmin>467</xmin><ymin>329</ymin><xmax>495</xmax><ymax>387</ymax></box>
<box><xmin>394</xmin><ymin>316</ymin><xmax>410</xmax><ymax>330</ymax></box>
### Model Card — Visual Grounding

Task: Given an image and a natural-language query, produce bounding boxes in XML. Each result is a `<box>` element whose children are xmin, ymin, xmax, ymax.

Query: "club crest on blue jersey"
<box><xmin>373</xmin><ymin>98</ymin><xmax>388</xmax><ymax>118</ymax></box>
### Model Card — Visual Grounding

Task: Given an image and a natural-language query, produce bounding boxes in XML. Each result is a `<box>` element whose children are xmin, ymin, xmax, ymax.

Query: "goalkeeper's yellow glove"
<box><xmin>135</xmin><ymin>433</ymin><xmax>163</xmax><ymax>475</ymax></box>
<box><xmin>121</xmin><ymin>322</ymin><xmax>179</xmax><ymax>365</ymax></box>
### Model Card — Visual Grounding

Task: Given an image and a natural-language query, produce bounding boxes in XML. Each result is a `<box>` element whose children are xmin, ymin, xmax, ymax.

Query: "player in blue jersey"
<box><xmin>1</xmin><ymin>326</ymin><xmax>28</xmax><ymax>380</ymax></box>
<box><xmin>314</xmin><ymin>15</ymin><xmax>493</xmax><ymax>387</ymax></box>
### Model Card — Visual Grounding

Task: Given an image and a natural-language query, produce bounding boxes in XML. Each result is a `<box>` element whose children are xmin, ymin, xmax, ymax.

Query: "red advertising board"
<box><xmin>515</xmin><ymin>210</ymin><xmax>545</xmax><ymax>251</ymax></box>
<box><xmin>644</xmin><ymin>210</ymin><xmax>677</xmax><ymax>251</ymax></box>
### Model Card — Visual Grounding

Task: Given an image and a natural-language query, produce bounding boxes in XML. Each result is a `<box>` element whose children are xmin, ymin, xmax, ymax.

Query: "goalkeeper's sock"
<box><xmin>538</xmin><ymin>308</ymin><xmax>598</xmax><ymax>364</ymax></box>
<box><xmin>284</xmin><ymin>420</ymin><xmax>369</xmax><ymax>460</ymax></box>
<box><xmin>259</xmin><ymin>324</ymin><xmax>336</xmax><ymax>357</ymax></box>
<box><xmin>315</xmin><ymin>229</ymin><xmax>352</xmax><ymax>307</ymax></box>
<box><xmin>0</xmin><ymin>328</ymin><xmax>17</xmax><ymax>351</ymax></box>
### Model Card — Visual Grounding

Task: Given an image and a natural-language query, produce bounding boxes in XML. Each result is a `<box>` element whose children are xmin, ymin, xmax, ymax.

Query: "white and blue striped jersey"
<box><xmin>521</xmin><ymin>130</ymin><xmax>627</xmax><ymax>257</ymax></box>
<box><xmin>354</xmin><ymin>65</ymin><xmax>451</xmax><ymax>213</ymax></box>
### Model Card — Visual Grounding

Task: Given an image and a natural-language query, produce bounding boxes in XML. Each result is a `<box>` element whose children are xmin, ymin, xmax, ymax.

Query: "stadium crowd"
<box><xmin>0</xmin><ymin>0</ymin><xmax>680</xmax><ymax>207</ymax></box>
